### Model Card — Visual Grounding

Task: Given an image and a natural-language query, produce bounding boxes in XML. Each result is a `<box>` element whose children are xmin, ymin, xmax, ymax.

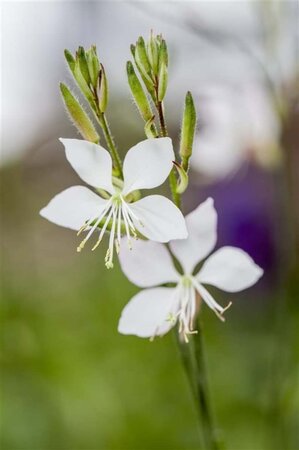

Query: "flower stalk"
<box><xmin>143</xmin><ymin>43</ymin><xmax>220</xmax><ymax>447</ymax></box>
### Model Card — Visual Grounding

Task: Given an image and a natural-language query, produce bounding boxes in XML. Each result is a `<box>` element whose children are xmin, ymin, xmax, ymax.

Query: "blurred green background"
<box><xmin>1</xmin><ymin>136</ymin><xmax>299</xmax><ymax>450</ymax></box>
<box><xmin>1</xmin><ymin>2</ymin><xmax>299</xmax><ymax>449</ymax></box>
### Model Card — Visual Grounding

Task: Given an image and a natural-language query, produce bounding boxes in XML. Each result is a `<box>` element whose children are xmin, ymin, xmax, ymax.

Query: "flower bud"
<box><xmin>73</xmin><ymin>59</ymin><xmax>96</xmax><ymax>108</ymax></box>
<box><xmin>127</xmin><ymin>61</ymin><xmax>153</xmax><ymax>122</ymax></box>
<box><xmin>86</xmin><ymin>45</ymin><xmax>100</xmax><ymax>89</ymax></box>
<box><xmin>130</xmin><ymin>44</ymin><xmax>136</xmax><ymax>58</ymax></box>
<box><xmin>158</xmin><ymin>61</ymin><xmax>168</xmax><ymax>102</ymax></box>
<box><xmin>135</xmin><ymin>36</ymin><xmax>152</xmax><ymax>77</ymax></box>
<box><xmin>131</xmin><ymin>41</ymin><xmax>156</xmax><ymax>102</ymax></box>
<box><xmin>64</xmin><ymin>49</ymin><xmax>76</xmax><ymax>74</ymax></box>
<box><xmin>158</xmin><ymin>39</ymin><xmax>168</xmax><ymax>68</ymax></box>
<box><xmin>147</xmin><ymin>31</ymin><xmax>159</xmax><ymax>76</ymax></box>
<box><xmin>180</xmin><ymin>91</ymin><xmax>196</xmax><ymax>171</ymax></box>
<box><xmin>76</xmin><ymin>46</ymin><xmax>91</xmax><ymax>86</ymax></box>
<box><xmin>60</xmin><ymin>83</ymin><xmax>99</xmax><ymax>143</ymax></box>
<box><xmin>97</xmin><ymin>64</ymin><xmax>109</xmax><ymax>113</ymax></box>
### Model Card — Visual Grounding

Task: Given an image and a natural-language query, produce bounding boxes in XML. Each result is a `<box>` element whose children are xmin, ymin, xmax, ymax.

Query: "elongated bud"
<box><xmin>72</xmin><ymin>58</ymin><xmax>96</xmax><ymax>108</ymax></box>
<box><xmin>135</xmin><ymin>36</ymin><xmax>152</xmax><ymax>77</ymax></box>
<box><xmin>158</xmin><ymin>39</ymin><xmax>168</xmax><ymax>68</ymax></box>
<box><xmin>132</xmin><ymin>41</ymin><xmax>155</xmax><ymax>101</ymax></box>
<box><xmin>76</xmin><ymin>46</ymin><xmax>91</xmax><ymax>86</ymax></box>
<box><xmin>86</xmin><ymin>45</ymin><xmax>100</xmax><ymax>88</ymax></box>
<box><xmin>158</xmin><ymin>61</ymin><xmax>168</xmax><ymax>102</ymax></box>
<box><xmin>173</xmin><ymin>161</ymin><xmax>189</xmax><ymax>194</ymax></box>
<box><xmin>97</xmin><ymin>64</ymin><xmax>109</xmax><ymax>112</ymax></box>
<box><xmin>64</xmin><ymin>49</ymin><xmax>76</xmax><ymax>74</ymax></box>
<box><xmin>60</xmin><ymin>83</ymin><xmax>99</xmax><ymax>143</ymax></box>
<box><xmin>180</xmin><ymin>91</ymin><xmax>196</xmax><ymax>171</ymax></box>
<box><xmin>144</xmin><ymin>116</ymin><xmax>158</xmax><ymax>138</ymax></box>
<box><xmin>127</xmin><ymin>61</ymin><xmax>153</xmax><ymax>122</ymax></box>
<box><xmin>147</xmin><ymin>31</ymin><xmax>159</xmax><ymax>76</ymax></box>
<box><xmin>130</xmin><ymin>44</ymin><xmax>136</xmax><ymax>58</ymax></box>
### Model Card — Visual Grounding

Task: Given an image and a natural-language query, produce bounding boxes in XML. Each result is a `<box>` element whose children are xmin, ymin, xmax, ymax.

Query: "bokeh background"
<box><xmin>1</xmin><ymin>1</ymin><xmax>299</xmax><ymax>449</ymax></box>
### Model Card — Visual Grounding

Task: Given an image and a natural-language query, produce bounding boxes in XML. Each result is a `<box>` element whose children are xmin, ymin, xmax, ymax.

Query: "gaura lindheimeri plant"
<box><xmin>40</xmin><ymin>137</ymin><xmax>187</xmax><ymax>268</ymax></box>
<box><xmin>118</xmin><ymin>198</ymin><xmax>263</xmax><ymax>342</ymax></box>
<box><xmin>39</xmin><ymin>39</ymin><xmax>188</xmax><ymax>269</ymax></box>
<box><xmin>40</xmin><ymin>32</ymin><xmax>264</xmax><ymax>450</ymax></box>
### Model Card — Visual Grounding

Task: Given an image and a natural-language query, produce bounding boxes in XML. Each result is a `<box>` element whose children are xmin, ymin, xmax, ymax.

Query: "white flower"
<box><xmin>40</xmin><ymin>137</ymin><xmax>187</xmax><ymax>268</ymax></box>
<box><xmin>118</xmin><ymin>198</ymin><xmax>263</xmax><ymax>341</ymax></box>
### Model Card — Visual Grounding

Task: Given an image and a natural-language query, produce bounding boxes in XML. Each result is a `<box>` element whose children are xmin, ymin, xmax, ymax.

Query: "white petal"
<box><xmin>129</xmin><ymin>195</ymin><xmax>188</xmax><ymax>242</ymax></box>
<box><xmin>169</xmin><ymin>198</ymin><xmax>217</xmax><ymax>274</ymax></box>
<box><xmin>197</xmin><ymin>246</ymin><xmax>263</xmax><ymax>292</ymax></box>
<box><xmin>119</xmin><ymin>239</ymin><xmax>180</xmax><ymax>288</ymax></box>
<box><xmin>60</xmin><ymin>138</ymin><xmax>114</xmax><ymax>193</ymax></box>
<box><xmin>40</xmin><ymin>186</ymin><xmax>108</xmax><ymax>231</ymax></box>
<box><xmin>118</xmin><ymin>287</ymin><xmax>178</xmax><ymax>338</ymax></box>
<box><xmin>122</xmin><ymin>138</ymin><xmax>174</xmax><ymax>195</ymax></box>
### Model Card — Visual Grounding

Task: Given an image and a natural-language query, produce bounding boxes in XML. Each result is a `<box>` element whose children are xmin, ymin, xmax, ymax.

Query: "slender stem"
<box><xmin>155</xmin><ymin>79</ymin><xmax>219</xmax><ymax>448</ymax></box>
<box><xmin>157</xmin><ymin>100</ymin><xmax>168</xmax><ymax>137</ymax></box>
<box><xmin>98</xmin><ymin>113</ymin><xmax>123</xmax><ymax>178</ymax></box>
<box><xmin>193</xmin><ymin>321</ymin><xmax>220</xmax><ymax>450</ymax></box>
<box><xmin>154</xmin><ymin>93</ymin><xmax>180</xmax><ymax>207</ymax></box>
<box><xmin>174</xmin><ymin>329</ymin><xmax>197</xmax><ymax>398</ymax></box>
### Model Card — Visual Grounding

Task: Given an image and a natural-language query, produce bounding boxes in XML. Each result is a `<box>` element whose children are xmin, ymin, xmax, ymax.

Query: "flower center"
<box><xmin>76</xmin><ymin>193</ymin><xmax>143</xmax><ymax>269</ymax></box>
<box><xmin>174</xmin><ymin>275</ymin><xmax>199</xmax><ymax>343</ymax></box>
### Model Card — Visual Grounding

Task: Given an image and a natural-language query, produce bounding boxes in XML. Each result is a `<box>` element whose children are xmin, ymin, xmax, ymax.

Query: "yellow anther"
<box><xmin>105</xmin><ymin>260</ymin><xmax>114</xmax><ymax>269</ymax></box>
<box><xmin>77</xmin><ymin>239</ymin><xmax>86</xmax><ymax>252</ymax></box>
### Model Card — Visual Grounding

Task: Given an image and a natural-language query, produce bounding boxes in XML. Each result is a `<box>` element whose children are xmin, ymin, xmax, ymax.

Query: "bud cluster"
<box><xmin>127</xmin><ymin>32</ymin><xmax>169</xmax><ymax>138</ymax></box>
<box><xmin>60</xmin><ymin>33</ymin><xmax>197</xmax><ymax>202</ymax></box>
<box><xmin>64</xmin><ymin>46</ymin><xmax>108</xmax><ymax>115</ymax></box>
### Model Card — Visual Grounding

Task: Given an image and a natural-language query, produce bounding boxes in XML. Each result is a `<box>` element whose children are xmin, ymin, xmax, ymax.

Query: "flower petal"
<box><xmin>197</xmin><ymin>246</ymin><xmax>263</xmax><ymax>292</ymax></box>
<box><xmin>60</xmin><ymin>138</ymin><xmax>114</xmax><ymax>193</ymax></box>
<box><xmin>119</xmin><ymin>239</ymin><xmax>180</xmax><ymax>288</ymax></box>
<box><xmin>169</xmin><ymin>198</ymin><xmax>217</xmax><ymax>274</ymax></box>
<box><xmin>40</xmin><ymin>186</ymin><xmax>108</xmax><ymax>231</ymax></box>
<box><xmin>122</xmin><ymin>137</ymin><xmax>174</xmax><ymax>195</ymax></box>
<box><xmin>129</xmin><ymin>195</ymin><xmax>188</xmax><ymax>242</ymax></box>
<box><xmin>118</xmin><ymin>287</ymin><xmax>178</xmax><ymax>338</ymax></box>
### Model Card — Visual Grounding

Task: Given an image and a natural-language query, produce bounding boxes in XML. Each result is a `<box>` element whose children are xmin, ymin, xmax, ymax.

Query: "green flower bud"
<box><xmin>127</xmin><ymin>61</ymin><xmax>153</xmax><ymax>122</ymax></box>
<box><xmin>158</xmin><ymin>39</ymin><xmax>168</xmax><ymax>68</ymax></box>
<box><xmin>86</xmin><ymin>45</ymin><xmax>100</xmax><ymax>89</ymax></box>
<box><xmin>97</xmin><ymin>64</ymin><xmax>109</xmax><ymax>113</ymax></box>
<box><xmin>76</xmin><ymin>46</ymin><xmax>91</xmax><ymax>86</ymax></box>
<box><xmin>130</xmin><ymin>44</ymin><xmax>136</xmax><ymax>58</ymax></box>
<box><xmin>147</xmin><ymin>31</ymin><xmax>159</xmax><ymax>76</ymax></box>
<box><xmin>144</xmin><ymin>116</ymin><xmax>158</xmax><ymax>139</ymax></box>
<box><xmin>60</xmin><ymin>83</ymin><xmax>99</xmax><ymax>143</ymax></box>
<box><xmin>73</xmin><ymin>59</ymin><xmax>96</xmax><ymax>108</ymax></box>
<box><xmin>135</xmin><ymin>36</ymin><xmax>152</xmax><ymax>77</ymax></box>
<box><xmin>180</xmin><ymin>91</ymin><xmax>196</xmax><ymax>171</ymax></box>
<box><xmin>64</xmin><ymin>49</ymin><xmax>76</xmax><ymax>74</ymax></box>
<box><xmin>158</xmin><ymin>61</ymin><xmax>168</xmax><ymax>102</ymax></box>
<box><xmin>173</xmin><ymin>161</ymin><xmax>189</xmax><ymax>194</ymax></box>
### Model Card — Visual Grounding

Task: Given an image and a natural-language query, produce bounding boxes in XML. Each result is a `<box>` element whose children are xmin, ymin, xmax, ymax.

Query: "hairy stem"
<box><xmin>155</xmin><ymin>76</ymin><xmax>219</xmax><ymax>448</ymax></box>
<box><xmin>98</xmin><ymin>112</ymin><xmax>123</xmax><ymax>178</ymax></box>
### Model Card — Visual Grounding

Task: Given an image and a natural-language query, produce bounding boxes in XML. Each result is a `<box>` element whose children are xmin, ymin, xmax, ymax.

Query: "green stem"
<box><xmin>154</xmin><ymin>96</ymin><xmax>180</xmax><ymax>207</ymax></box>
<box><xmin>193</xmin><ymin>321</ymin><xmax>220</xmax><ymax>450</ymax></box>
<box><xmin>156</xmin><ymin>79</ymin><xmax>219</xmax><ymax>450</ymax></box>
<box><xmin>98</xmin><ymin>112</ymin><xmax>123</xmax><ymax>178</ymax></box>
<box><xmin>157</xmin><ymin>100</ymin><xmax>168</xmax><ymax>137</ymax></box>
